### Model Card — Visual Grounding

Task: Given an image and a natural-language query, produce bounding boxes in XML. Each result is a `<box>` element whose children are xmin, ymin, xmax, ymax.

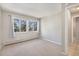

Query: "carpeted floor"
<box><xmin>1</xmin><ymin>39</ymin><xmax>64</xmax><ymax>56</ymax></box>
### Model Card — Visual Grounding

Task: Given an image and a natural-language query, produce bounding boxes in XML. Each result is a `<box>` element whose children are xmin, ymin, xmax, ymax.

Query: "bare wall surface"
<box><xmin>0</xmin><ymin>7</ymin><xmax>2</xmax><ymax>50</ymax></box>
<box><xmin>73</xmin><ymin>17</ymin><xmax>77</xmax><ymax>41</ymax></box>
<box><xmin>76</xmin><ymin>19</ymin><xmax>79</xmax><ymax>40</ymax></box>
<box><xmin>0</xmin><ymin>8</ymin><xmax>1</xmax><ymax>50</ymax></box>
<box><xmin>41</xmin><ymin>12</ymin><xmax>63</xmax><ymax>45</ymax></box>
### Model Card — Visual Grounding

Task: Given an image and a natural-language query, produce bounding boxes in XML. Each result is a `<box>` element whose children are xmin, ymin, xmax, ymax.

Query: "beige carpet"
<box><xmin>1</xmin><ymin>39</ymin><xmax>64</xmax><ymax>56</ymax></box>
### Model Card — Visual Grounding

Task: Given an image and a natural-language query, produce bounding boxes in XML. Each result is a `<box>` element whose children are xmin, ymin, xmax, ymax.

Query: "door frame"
<box><xmin>64</xmin><ymin>4</ymin><xmax>79</xmax><ymax>55</ymax></box>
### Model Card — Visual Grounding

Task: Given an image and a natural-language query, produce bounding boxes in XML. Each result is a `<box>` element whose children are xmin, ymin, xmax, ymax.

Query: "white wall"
<box><xmin>72</xmin><ymin>17</ymin><xmax>77</xmax><ymax>42</ymax></box>
<box><xmin>2</xmin><ymin>11</ymin><xmax>40</xmax><ymax>45</ymax></box>
<box><xmin>64</xmin><ymin>8</ymin><xmax>73</xmax><ymax>55</ymax></box>
<box><xmin>67</xmin><ymin>11</ymin><xmax>72</xmax><ymax>46</ymax></box>
<box><xmin>76</xmin><ymin>19</ymin><xmax>79</xmax><ymax>40</ymax></box>
<box><xmin>0</xmin><ymin>7</ymin><xmax>2</xmax><ymax>50</ymax></box>
<box><xmin>0</xmin><ymin>8</ymin><xmax>1</xmax><ymax>50</ymax></box>
<box><xmin>41</xmin><ymin>12</ymin><xmax>63</xmax><ymax>45</ymax></box>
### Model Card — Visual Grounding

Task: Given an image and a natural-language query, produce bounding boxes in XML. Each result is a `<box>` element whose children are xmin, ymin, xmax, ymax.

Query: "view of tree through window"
<box><xmin>21</xmin><ymin>20</ymin><xmax>26</xmax><ymax>32</ymax></box>
<box><xmin>14</xmin><ymin>19</ymin><xmax>20</xmax><ymax>32</ymax></box>
<box><xmin>29</xmin><ymin>21</ymin><xmax>37</xmax><ymax>31</ymax></box>
<box><xmin>14</xmin><ymin>18</ymin><xmax>38</xmax><ymax>32</ymax></box>
<box><xmin>33</xmin><ymin>22</ymin><xmax>37</xmax><ymax>31</ymax></box>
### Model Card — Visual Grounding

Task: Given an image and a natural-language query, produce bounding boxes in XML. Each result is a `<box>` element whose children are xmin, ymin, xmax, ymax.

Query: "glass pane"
<box><xmin>21</xmin><ymin>20</ymin><xmax>26</xmax><ymax>32</ymax></box>
<box><xmin>34</xmin><ymin>22</ymin><xmax>37</xmax><ymax>31</ymax></box>
<box><xmin>29</xmin><ymin>21</ymin><xmax>33</xmax><ymax>31</ymax></box>
<box><xmin>14</xmin><ymin>19</ymin><xmax>20</xmax><ymax>32</ymax></box>
<box><xmin>29</xmin><ymin>21</ymin><xmax>37</xmax><ymax>31</ymax></box>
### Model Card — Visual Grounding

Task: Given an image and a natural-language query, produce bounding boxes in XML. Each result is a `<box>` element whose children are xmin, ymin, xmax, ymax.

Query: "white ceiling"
<box><xmin>0</xmin><ymin>3</ymin><xmax>62</xmax><ymax>18</ymax></box>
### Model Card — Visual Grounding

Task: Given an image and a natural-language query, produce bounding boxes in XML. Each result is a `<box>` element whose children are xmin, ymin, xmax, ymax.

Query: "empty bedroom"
<box><xmin>0</xmin><ymin>3</ymin><xmax>79</xmax><ymax>56</ymax></box>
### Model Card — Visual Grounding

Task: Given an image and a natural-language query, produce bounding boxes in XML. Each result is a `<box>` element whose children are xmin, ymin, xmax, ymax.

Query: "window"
<box><xmin>21</xmin><ymin>20</ymin><xmax>26</xmax><ymax>32</ymax></box>
<box><xmin>29</xmin><ymin>21</ymin><xmax>37</xmax><ymax>31</ymax></box>
<box><xmin>33</xmin><ymin>22</ymin><xmax>37</xmax><ymax>31</ymax></box>
<box><xmin>13</xmin><ymin>17</ymin><xmax>38</xmax><ymax>32</ymax></box>
<box><xmin>14</xmin><ymin>19</ymin><xmax>20</xmax><ymax>32</ymax></box>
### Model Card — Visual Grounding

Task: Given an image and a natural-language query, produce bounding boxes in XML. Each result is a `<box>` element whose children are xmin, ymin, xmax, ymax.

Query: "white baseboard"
<box><xmin>42</xmin><ymin>38</ymin><xmax>61</xmax><ymax>45</ymax></box>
